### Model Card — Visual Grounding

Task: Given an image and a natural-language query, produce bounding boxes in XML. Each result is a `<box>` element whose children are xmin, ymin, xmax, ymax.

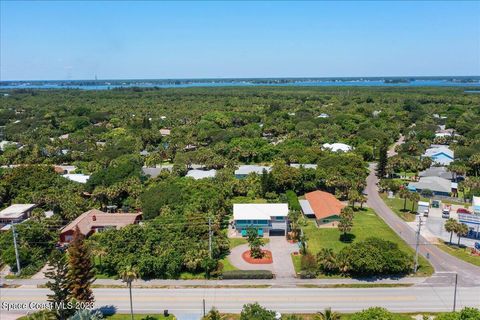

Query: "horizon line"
<box><xmin>2</xmin><ymin>75</ymin><xmax>480</xmax><ymax>82</ymax></box>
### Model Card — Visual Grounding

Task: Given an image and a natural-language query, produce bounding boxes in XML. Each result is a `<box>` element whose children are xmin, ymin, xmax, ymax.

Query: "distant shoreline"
<box><xmin>1</xmin><ymin>76</ymin><xmax>479</xmax><ymax>90</ymax></box>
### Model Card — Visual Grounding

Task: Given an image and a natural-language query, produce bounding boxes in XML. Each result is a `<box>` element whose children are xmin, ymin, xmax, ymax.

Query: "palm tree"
<box><xmin>444</xmin><ymin>218</ymin><xmax>457</xmax><ymax>244</ymax></box>
<box><xmin>455</xmin><ymin>223</ymin><xmax>469</xmax><ymax>246</ymax></box>
<box><xmin>398</xmin><ymin>188</ymin><xmax>410</xmax><ymax>211</ymax></box>
<box><xmin>317</xmin><ymin>248</ymin><xmax>337</xmax><ymax>273</ymax></box>
<box><xmin>409</xmin><ymin>192</ymin><xmax>420</xmax><ymax>212</ymax></box>
<box><xmin>469</xmin><ymin>153</ymin><xmax>480</xmax><ymax>177</ymax></box>
<box><xmin>314</xmin><ymin>307</ymin><xmax>341</xmax><ymax>320</ymax></box>
<box><xmin>119</xmin><ymin>265</ymin><xmax>139</xmax><ymax>320</ymax></box>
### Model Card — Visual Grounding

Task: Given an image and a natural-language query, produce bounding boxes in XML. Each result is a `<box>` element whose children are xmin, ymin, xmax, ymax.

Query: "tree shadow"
<box><xmin>339</xmin><ymin>233</ymin><xmax>356</xmax><ymax>243</ymax></box>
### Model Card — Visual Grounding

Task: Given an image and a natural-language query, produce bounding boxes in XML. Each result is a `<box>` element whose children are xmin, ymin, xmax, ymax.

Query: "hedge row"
<box><xmin>220</xmin><ymin>270</ymin><xmax>274</xmax><ymax>279</ymax></box>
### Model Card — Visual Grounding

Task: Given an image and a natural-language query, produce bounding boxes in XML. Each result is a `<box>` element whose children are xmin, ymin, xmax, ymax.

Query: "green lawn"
<box><xmin>228</xmin><ymin>237</ymin><xmax>248</xmax><ymax>248</ymax></box>
<box><xmin>436</xmin><ymin>241</ymin><xmax>480</xmax><ymax>267</ymax></box>
<box><xmin>302</xmin><ymin>208</ymin><xmax>433</xmax><ymax>276</ymax></box>
<box><xmin>219</xmin><ymin>237</ymin><xmax>270</xmax><ymax>272</ymax></box>
<box><xmin>380</xmin><ymin>193</ymin><xmax>417</xmax><ymax>222</ymax></box>
<box><xmin>291</xmin><ymin>253</ymin><xmax>302</xmax><ymax>274</ymax></box>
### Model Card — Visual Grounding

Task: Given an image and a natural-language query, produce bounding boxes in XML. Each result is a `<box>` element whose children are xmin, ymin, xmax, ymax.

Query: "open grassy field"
<box><xmin>380</xmin><ymin>193</ymin><xmax>417</xmax><ymax>222</ymax></box>
<box><xmin>301</xmin><ymin>208</ymin><xmax>433</xmax><ymax>276</ymax></box>
<box><xmin>436</xmin><ymin>240</ymin><xmax>480</xmax><ymax>267</ymax></box>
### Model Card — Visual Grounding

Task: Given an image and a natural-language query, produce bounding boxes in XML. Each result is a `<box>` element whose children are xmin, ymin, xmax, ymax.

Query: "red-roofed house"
<box><xmin>299</xmin><ymin>190</ymin><xmax>345</xmax><ymax>226</ymax></box>
<box><xmin>60</xmin><ymin>209</ymin><xmax>142</xmax><ymax>243</ymax></box>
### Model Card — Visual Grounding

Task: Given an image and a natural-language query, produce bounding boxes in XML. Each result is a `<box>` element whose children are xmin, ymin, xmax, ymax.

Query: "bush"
<box><xmin>339</xmin><ymin>237</ymin><xmax>413</xmax><ymax>276</ymax></box>
<box><xmin>221</xmin><ymin>270</ymin><xmax>273</xmax><ymax>279</ymax></box>
<box><xmin>300</xmin><ymin>253</ymin><xmax>317</xmax><ymax>278</ymax></box>
<box><xmin>351</xmin><ymin>307</ymin><xmax>411</xmax><ymax>320</ymax></box>
<box><xmin>436</xmin><ymin>307</ymin><xmax>480</xmax><ymax>320</ymax></box>
<box><xmin>240</xmin><ymin>303</ymin><xmax>276</xmax><ymax>320</ymax></box>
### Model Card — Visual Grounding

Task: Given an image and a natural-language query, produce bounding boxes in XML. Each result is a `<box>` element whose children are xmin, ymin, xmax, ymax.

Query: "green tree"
<box><xmin>45</xmin><ymin>250</ymin><xmax>74</xmax><ymax>320</ymax></box>
<box><xmin>68</xmin><ymin>228</ymin><xmax>95</xmax><ymax>303</ymax></box>
<box><xmin>202</xmin><ymin>308</ymin><xmax>223</xmax><ymax>320</ymax></box>
<box><xmin>314</xmin><ymin>308</ymin><xmax>341</xmax><ymax>320</ymax></box>
<box><xmin>240</xmin><ymin>303</ymin><xmax>276</xmax><ymax>320</ymax></box>
<box><xmin>469</xmin><ymin>153</ymin><xmax>480</xmax><ymax>177</ymax></box>
<box><xmin>444</xmin><ymin>218</ymin><xmax>458</xmax><ymax>245</ymax></box>
<box><xmin>338</xmin><ymin>206</ymin><xmax>354</xmax><ymax>240</ymax></box>
<box><xmin>316</xmin><ymin>248</ymin><xmax>338</xmax><ymax>274</ymax></box>
<box><xmin>455</xmin><ymin>223</ymin><xmax>469</xmax><ymax>246</ymax></box>
<box><xmin>398</xmin><ymin>188</ymin><xmax>411</xmax><ymax>211</ymax></box>
<box><xmin>409</xmin><ymin>192</ymin><xmax>420</xmax><ymax>212</ymax></box>
<box><xmin>119</xmin><ymin>265</ymin><xmax>138</xmax><ymax>320</ymax></box>
<box><xmin>377</xmin><ymin>140</ymin><xmax>389</xmax><ymax>178</ymax></box>
<box><xmin>246</xmin><ymin>227</ymin><xmax>264</xmax><ymax>259</ymax></box>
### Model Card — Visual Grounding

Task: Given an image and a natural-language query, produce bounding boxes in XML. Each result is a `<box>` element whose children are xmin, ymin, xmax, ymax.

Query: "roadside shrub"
<box><xmin>300</xmin><ymin>253</ymin><xmax>317</xmax><ymax>278</ymax></box>
<box><xmin>436</xmin><ymin>307</ymin><xmax>480</xmax><ymax>320</ymax></box>
<box><xmin>240</xmin><ymin>303</ymin><xmax>276</xmax><ymax>320</ymax></box>
<box><xmin>221</xmin><ymin>270</ymin><xmax>273</xmax><ymax>279</ymax></box>
<box><xmin>350</xmin><ymin>307</ymin><xmax>411</xmax><ymax>320</ymax></box>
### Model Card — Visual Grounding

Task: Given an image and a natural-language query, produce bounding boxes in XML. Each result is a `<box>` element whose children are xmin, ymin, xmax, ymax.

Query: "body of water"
<box><xmin>1</xmin><ymin>78</ymin><xmax>479</xmax><ymax>90</ymax></box>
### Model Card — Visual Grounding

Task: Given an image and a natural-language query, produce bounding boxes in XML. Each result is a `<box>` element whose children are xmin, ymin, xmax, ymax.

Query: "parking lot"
<box><xmin>409</xmin><ymin>202</ymin><xmax>479</xmax><ymax>248</ymax></box>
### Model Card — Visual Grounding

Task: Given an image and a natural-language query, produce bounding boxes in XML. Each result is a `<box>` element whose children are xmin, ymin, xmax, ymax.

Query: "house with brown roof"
<box><xmin>60</xmin><ymin>209</ymin><xmax>142</xmax><ymax>243</ymax></box>
<box><xmin>299</xmin><ymin>190</ymin><xmax>345</xmax><ymax>226</ymax></box>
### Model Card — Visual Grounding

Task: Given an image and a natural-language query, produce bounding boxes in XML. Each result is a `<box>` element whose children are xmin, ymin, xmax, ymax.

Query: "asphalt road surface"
<box><xmin>365</xmin><ymin>163</ymin><xmax>480</xmax><ymax>287</ymax></box>
<box><xmin>1</xmin><ymin>286</ymin><xmax>480</xmax><ymax>319</ymax></box>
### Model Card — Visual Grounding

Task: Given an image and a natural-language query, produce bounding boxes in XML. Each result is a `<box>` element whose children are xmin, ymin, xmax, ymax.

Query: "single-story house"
<box><xmin>234</xmin><ymin>165</ymin><xmax>272</xmax><ymax>179</ymax></box>
<box><xmin>473</xmin><ymin>196</ymin><xmax>480</xmax><ymax>215</ymax></box>
<box><xmin>53</xmin><ymin>165</ymin><xmax>77</xmax><ymax>174</ymax></box>
<box><xmin>233</xmin><ymin>203</ymin><xmax>289</xmax><ymax>236</ymax></box>
<box><xmin>423</xmin><ymin>145</ymin><xmax>454</xmax><ymax>166</ymax></box>
<box><xmin>60</xmin><ymin>209</ymin><xmax>142</xmax><ymax>243</ymax></box>
<box><xmin>322</xmin><ymin>143</ymin><xmax>352</xmax><ymax>152</ymax></box>
<box><xmin>63</xmin><ymin>173</ymin><xmax>90</xmax><ymax>184</ymax></box>
<box><xmin>290</xmin><ymin>163</ymin><xmax>318</xmax><ymax>170</ymax></box>
<box><xmin>408</xmin><ymin>176</ymin><xmax>454</xmax><ymax>197</ymax></box>
<box><xmin>159</xmin><ymin>128</ymin><xmax>171</xmax><ymax>136</ymax></box>
<box><xmin>186</xmin><ymin>169</ymin><xmax>216</xmax><ymax>180</ymax></box>
<box><xmin>0</xmin><ymin>204</ymin><xmax>36</xmax><ymax>228</ymax></box>
<box><xmin>0</xmin><ymin>140</ymin><xmax>20</xmax><ymax>151</ymax></box>
<box><xmin>299</xmin><ymin>191</ymin><xmax>345</xmax><ymax>226</ymax></box>
<box><xmin>142</xmin><ymin>165</ymin><xmax>174</xmax><ymax>178</ymax></box>
<box><xmin>419</xmin><ymin>166</ymin><xmax>454</xmax><ymax>181</ymax></box>
<box><xmin>317</xmin><ymin>113</ymin><xmax>330</xmax><ymax>118</ymax></box>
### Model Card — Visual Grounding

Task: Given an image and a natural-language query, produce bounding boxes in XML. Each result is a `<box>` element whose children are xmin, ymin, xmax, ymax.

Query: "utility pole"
<box><xmin>11</xmin><ymin>223</ymin><xmax>21</xmax><ymax>275</ymax></box>
<box><xmin>208</xmin><ymin>217</ymin><xmax>212</xmax><ymax>259</ymax></box>
<box><xmin>413</xmin><ymin>216</ymin><xmax>423</xmax><ymax>273</ymax></box>
<box><xmin>453</xmin><ymin>273</ymin><xmax>458</xmax><ymax>312</ymax></box>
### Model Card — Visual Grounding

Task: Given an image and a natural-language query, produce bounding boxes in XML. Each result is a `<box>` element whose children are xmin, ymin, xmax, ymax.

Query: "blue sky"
<box><xmin>1</xmin><ymin>1</ymin><xmax>479</xmax><ymax>80</ymax></box>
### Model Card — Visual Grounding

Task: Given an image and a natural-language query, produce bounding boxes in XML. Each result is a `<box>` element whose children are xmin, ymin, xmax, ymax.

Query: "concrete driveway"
<box><xmin>227</xmin><ymin>237</ymin><xmax>299</xmax><ymax>279</ymax></box>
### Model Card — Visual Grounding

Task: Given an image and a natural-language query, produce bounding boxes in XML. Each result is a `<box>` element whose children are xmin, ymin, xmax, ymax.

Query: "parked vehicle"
<box><xmin>457</xmin><ymin>208</ymin><xmax>472</xmax><ymax>214</ymax></box>
<box><xmin>442</xmin><ymin>205</ymin><xmax>451</xmax><ymax>218</ymax></box>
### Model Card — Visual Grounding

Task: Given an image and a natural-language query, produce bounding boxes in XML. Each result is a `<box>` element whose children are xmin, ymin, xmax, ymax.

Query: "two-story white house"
<box><xmin>233</xmin><ymin>203</ymin><xmax>289</xmax><ymax>237</ymax></box>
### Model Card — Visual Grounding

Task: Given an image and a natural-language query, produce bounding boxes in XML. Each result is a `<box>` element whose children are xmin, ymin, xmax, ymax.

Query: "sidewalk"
<box><xmin>1</xmin><ymin>275</ymin><xmax>428</xmax><ymax>288</ymax></box>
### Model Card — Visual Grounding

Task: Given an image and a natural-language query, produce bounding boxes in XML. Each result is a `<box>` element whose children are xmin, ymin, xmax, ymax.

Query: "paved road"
<box><xmin>387</xmin><ymin>134</ymin><xmax>404</xmax><ymax>157</ymax></box>
<box><xmin>1</xmin><ymin>286</ymin><xmax>479</xmax><ymax>319</ymax></box>
<box><xmin>365</xmin><ymin>163</ymin><xmax>480</xmax><ymax>286</ymax></box>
